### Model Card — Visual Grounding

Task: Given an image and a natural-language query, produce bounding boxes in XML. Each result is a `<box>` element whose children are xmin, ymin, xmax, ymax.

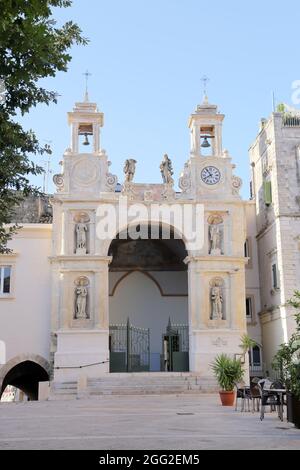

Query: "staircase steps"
<box><xmin>49</xmin><ymin>374</ymin><xmax>218</xmax><ymax>399</ymax></box>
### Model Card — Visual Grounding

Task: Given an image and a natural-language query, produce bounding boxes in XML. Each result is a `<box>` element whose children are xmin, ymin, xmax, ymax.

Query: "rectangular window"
<box><xmin>250</xmin><ymin>181</ymin><xmax>253</xmax><ymax>199</ymax></box>
<box><xmin>248</xmin><ymin>346</ymin><xmax>261</xmax><ymax>367</ymax></box>
<box><xmin>252</xmin><ymin>346</ymin><xmax>261</xmax><ymax>366</ymax></box>
<box><xmin>244</xmin><ymin>239</ymin><xmax>250</xmax><ymax>258</ymax></box>
<box><xmin>246</xmin><ymin>297</ymin><xmax>253</xmax><ymax>319</ymax></box>
<box><xmin>272</xmin><ymin>263</ymin><xmax>278</xmax><ymax>289</ymax></box>
<box><xmin>0</xmin><ymin>266</ymin><xmax>11</xmax><ymax>295</ymax></box>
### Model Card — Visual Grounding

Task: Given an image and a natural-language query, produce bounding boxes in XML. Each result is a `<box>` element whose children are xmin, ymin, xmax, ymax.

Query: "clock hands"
<box><xmin>201</xmin><ymin>166</ymin><xmax>220</xmax><ymax>185</ymax></box>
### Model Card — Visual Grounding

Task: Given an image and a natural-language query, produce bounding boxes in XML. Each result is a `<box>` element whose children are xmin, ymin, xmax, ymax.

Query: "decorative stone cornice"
<box><xmin>184</xmin><ymin>255</ymin><xmax>248</xmax><ymax>265</ymax></box>
<box><xmin>49</xmin><ymin>255</ymin><xmax>113</xmax><ymax>264</ymax></box>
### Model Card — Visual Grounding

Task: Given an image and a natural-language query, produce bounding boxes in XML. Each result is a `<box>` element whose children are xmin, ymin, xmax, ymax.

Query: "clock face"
<box><xmin>201</xmin><ymin>166</ymin><xmax>221</xmax><ymax>185</ymax></box>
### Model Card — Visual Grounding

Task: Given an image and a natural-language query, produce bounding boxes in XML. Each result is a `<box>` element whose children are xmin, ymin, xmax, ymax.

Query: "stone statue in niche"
<box><xmin>75</xmin><ymin>217</ymin><xmax>88</xmax><ymax>254</ymax></box>
<box><xmin>208</xmin><ymin>214</ymin><xmax>223</xmax><ymax>255</ymax></box>
<box><xmin>75</xmin><ymin>281</ymin><xmax>88</xmax><ymax>319</ymax></box>
<box><xmin>123</xmin><ymin>159</ymin><xmax>137</xmax><ymax>183</ymax></box>
<box><xmin>160</xmin><ymin>154</ymin><xmax>174</xmax><ymax>185</ymax></box>
<box><xmin>209</xmin><ymin>223</ymin><xmax>221</xmax><ymax>255</ymax></box>
<box><xmin>211</xmin><ymin>284</ymin><xmax>224</xmax><ymax>320</ymax></box>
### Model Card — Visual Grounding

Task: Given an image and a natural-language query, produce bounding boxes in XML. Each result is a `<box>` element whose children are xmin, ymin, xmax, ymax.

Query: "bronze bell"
<box><xmin>201</xmin><ymin>136</ymin><xmax>211</xmax><ymax>148</ymax></box>
<box><xmin>83</xmin><ymin>133</ymin><xmax>90</xmax><ymax>146</ymax></box>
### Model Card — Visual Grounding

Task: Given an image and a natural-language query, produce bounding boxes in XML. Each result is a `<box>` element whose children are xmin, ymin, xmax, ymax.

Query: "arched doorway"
<box><xmin>0</xmin><ymin>356</ymin><xmax>50</xmax><ymax>401</ymax></box>
<box><xmin>108</xmin><ymin>224</ymin><xmax>189</xmax><ymax>372</ymax></box>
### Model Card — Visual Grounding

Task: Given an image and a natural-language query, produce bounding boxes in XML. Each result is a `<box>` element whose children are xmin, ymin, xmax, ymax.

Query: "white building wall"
<box><xmin>109</xmin><ymin>271</ymin><xmax>188</xmax><ymax>371</ymax></box>
<box><xmin>0</xmin><ymin>225</ymin><xmax>52</xmax><ymax>364</ymax></box>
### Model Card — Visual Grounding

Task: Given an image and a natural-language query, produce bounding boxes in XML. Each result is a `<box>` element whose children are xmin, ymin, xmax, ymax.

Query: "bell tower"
<box><xmin>68</xmin><ymin>99</ymin><xmax>103</xmax><ymax>154</ymax></box>
<box><xmin>189</xmin><ymin>97</ymin><xmax>224</xmax><ymax>158</ymax></box>
<box><xmin>51</xmin><ymin>93</ymin><xmax>118</xmax><ymax>381</ymax></box>
<box><xmin>179</xmin><ymin>95</ymin><xmax>242</xmax><ymax>200</ymax></box>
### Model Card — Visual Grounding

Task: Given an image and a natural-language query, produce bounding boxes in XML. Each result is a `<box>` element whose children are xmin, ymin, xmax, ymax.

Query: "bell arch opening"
<box><xmin>0</xmin><ymin>359</ymin><xmax>49</xmax><ymax>401</ymax></box>
<box><xmin>108</xmin><ymin>223</ymin><xmax>189</xmax><ymax>373</ymax></box>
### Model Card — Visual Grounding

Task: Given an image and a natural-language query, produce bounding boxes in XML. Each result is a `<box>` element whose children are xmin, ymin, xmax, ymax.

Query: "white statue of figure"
<box><xmin>75</xmin><ymin>284</ymin><xmax>88</xmax><ymax>319</ymax></box>
<box><xmin>209</xmin><ymin>223</ymin><xmax>221</xmax><ymax>254</ymax></box>
<box><xmin>211</xmin><ymin>285</ymin><xmax>223</xmax><ymax>320</ymax></box>
<box><xmin>160</xmin><ymin>154</ymin><xmax>174</xmax><ymax>184</ymax></box>
<box><xmin>76</xmin><ymin>218</ymin><xmax>88</xmax><ymax>254</ymax></box>
<box><xmin>123</xmin><ymin>159</ymin><xmax>137</xmax><ymax>183</ymax></box>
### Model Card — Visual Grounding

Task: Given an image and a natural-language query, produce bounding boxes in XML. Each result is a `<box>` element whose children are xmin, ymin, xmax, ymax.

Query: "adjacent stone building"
<box><xmin>249</xmin><ymin>109</ymin><xmax>300</xmax><ymax>373</ymax></box>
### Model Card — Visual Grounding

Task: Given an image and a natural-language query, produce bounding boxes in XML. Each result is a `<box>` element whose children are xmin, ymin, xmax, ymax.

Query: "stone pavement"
<box><xmin>0</xmin><ymin>394</ymin><xmax>299</xmax><ymax>450</ymax></box>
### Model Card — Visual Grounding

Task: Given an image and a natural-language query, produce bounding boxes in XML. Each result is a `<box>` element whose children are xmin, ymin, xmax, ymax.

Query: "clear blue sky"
<box><xmin>22</xmin><ymin>0</ymin><xmax>300</xmax><ymax>198</ymax></box>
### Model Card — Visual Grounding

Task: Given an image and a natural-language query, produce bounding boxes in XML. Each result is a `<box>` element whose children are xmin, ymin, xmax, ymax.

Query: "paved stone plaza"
<box><xmin>0</xmin><ymin>394</ymin><xmax>299</xmax><ymax>450</ymax></box>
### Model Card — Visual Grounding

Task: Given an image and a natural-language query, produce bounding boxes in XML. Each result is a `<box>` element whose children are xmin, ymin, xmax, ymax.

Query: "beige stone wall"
<box><xmin>250</xmin><ymin>112</ymin><xmax>300</xmax><ymax>371</ymax></box>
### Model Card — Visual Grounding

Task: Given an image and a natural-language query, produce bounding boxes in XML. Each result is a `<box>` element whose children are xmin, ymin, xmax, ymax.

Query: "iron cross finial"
<box><xmin>83</xmin><ymin>70</ymin><xmax>92</xmax><ymax>101</ymax></box>
<box><xmin>201</xmin><ymin>75</ymin><xmax>210</xmax><ymax>100</ymax></box>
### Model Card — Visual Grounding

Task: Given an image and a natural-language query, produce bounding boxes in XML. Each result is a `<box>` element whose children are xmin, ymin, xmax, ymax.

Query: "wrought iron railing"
<box><xmin>166</xmin><ymin>323</ymin><xmax>189</xmax><ymax>352</ymax></box>
<box><xmin>283</xmin><ymin>115</ymin><xmax>300</xmax><ymax>127</ymax></box>
<box><xmin>109</xmin><ymin>318</ymin><xmax>150</xmax><ymax>372</ymax></box>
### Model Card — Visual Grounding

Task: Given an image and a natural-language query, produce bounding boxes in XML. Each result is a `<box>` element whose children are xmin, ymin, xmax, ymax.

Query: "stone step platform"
<box><xmin>49</xmin><ymin>373</ymin><xmax>218</xmax><ymax>400</ymax></box>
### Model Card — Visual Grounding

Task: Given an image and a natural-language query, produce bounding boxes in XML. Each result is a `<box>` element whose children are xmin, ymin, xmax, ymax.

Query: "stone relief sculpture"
<box><xmin>74</xmin><ymin>277</ymin><xmax>89</xmax><ymax>320</ymax></box>
<box><xmin>160</xmin><ymin>154</ymin><xmax>174</xmax><ymax>185</ymax></box>
<box><xmin>75</xmin><ymin>215</ymin><xmax>89</xmax><ymax>254</ymax></box>
<box><xmin>210</xmin><ymin>279</ymin><xmax>224</xmax><ymax>320</ymax></box>
<box><xmin>123</xmin><ymin>159</ymin><xmax>137</xmax><ymax>183</ymax></box>
<box><xmin>144</xmin><ymin>190</ymin><xmax>153</xmax><ymax>202</ymax></box>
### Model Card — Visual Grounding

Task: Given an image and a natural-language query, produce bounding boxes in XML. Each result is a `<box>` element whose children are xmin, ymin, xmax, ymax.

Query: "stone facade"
<box><xmin>46</xmin><ymin>97</ymin><xmax>249</xmax><ymax>382</ymax></box>
<box><xmin>1</xmin><ymin>93</ymin><xmax>282</xmax><ymax>394</ymax></box>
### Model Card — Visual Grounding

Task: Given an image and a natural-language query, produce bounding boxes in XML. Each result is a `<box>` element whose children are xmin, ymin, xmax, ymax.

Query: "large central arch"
<box><xmin>108</xmin><ymin>224</ymin><xmax>189</xmax><ymax>372</ymax></box>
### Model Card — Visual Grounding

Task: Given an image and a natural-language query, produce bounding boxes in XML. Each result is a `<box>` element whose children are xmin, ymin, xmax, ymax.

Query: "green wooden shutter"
<box><xmin>264</xmin><ymin>181</ymin><xmax>272</xmax><ymax>205</ymax></box>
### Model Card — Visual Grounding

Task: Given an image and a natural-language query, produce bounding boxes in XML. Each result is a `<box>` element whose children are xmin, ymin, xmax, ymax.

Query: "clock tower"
<box><xmin>179</xmin><ymin>96</ymin><xmax>242</xmax><ymax>200</ymax></box>
<box><xmin>177</xmin><ymin>96</ymin><xmax>249</xmax><ymax>377</ymax></box>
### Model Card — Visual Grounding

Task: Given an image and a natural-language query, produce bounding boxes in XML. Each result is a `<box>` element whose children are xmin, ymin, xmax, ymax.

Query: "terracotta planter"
<box><xmin>219</xmin><ymin>390</ymin><xmax>235</xmax><ymax>406</ymax></box>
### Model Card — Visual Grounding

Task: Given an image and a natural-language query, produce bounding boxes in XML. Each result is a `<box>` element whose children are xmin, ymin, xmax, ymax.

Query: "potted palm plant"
<box><xmin>211</xmin><ymin>353</ymin><xmax>244</xmax><ymax>406</ymax></box>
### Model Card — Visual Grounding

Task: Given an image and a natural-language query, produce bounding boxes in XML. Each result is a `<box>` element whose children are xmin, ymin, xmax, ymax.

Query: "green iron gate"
<box><xmin>162</xmin><ymin>318</ymin><xmax>189</xmax><ymax>372</ymax></box>
<box><xmin>109</xmin><ymin>318</ymin><xmax>150</xmax><ymax>372</ymax></box>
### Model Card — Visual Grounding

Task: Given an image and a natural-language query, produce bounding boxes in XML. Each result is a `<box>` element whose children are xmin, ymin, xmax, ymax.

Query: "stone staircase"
<box><xmin>50</xmin><ymin>381</ymin><xmax>77</xmax><ymax>400</ymax></box>
<box><xmin>49</xmin><ymin>373</ymin><xmax>218</xmax><ymax>400</ymax></box>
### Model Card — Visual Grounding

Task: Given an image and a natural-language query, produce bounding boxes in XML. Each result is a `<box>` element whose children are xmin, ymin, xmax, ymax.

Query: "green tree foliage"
<box><xmin>272</xmin><ymin>291</ymin><xmax>300</xmax><ymax>399</ymax></box>
<box><xmin>0</xmin><ymin>0</ymin><xmax>87</xmax><ymax>252</ymax></box>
